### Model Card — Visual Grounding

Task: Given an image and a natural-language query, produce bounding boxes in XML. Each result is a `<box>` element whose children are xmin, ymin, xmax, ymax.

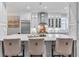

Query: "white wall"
<box><xmin>7</xmin><ymin>28</ymin><xmax>20</xmax><ymax>35</ymax></box>
<box><xmin>69</xmin><ymin>2</ymin><xmax>77</xmax><ymax>56</ymax></box>
<box><xmin>77</xmin><ymin>2</ymin><xmax>79</xmax><ymax>39</ymax></box>
<box><xmin>20</xmin><ymin>13</ymin><xmax>31</xmax><ymax>20</ymax></box>
<box><xmin>69</xmin><ymin>3</ymin><xmax>77</xmax><ymax>40</ymax></box>
<box><xmin>77</xmin><ymin>2</ymin><xmax>79</xmax><ymax>57</ymax></box>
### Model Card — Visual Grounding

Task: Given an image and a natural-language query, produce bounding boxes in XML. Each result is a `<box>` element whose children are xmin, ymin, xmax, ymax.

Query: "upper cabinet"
<box><xmin>0</xmin><ymin>3</ymin><xmax>7</xmax><ymax>39</ymax></box>
<box><xmin>48</xmin><ymin>15</ymin><xmax>68</xmax><ymax>33</ymax></box>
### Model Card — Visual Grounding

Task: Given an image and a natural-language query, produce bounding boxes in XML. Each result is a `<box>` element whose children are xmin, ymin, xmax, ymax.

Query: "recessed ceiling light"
<box><xmin>64</xmin><ymin>7</ymin><xmax>68</xmax><ymax>10</ymax></box>
<box><xmin>41</xmin><ymin>14</ymin><xmax>44</xmax><ymax>16</ymax></box>
<box><xmin>44</xmin><ymin>6</ymin><xmax>47</xmax><ymax>9</ymax></box>
<box><xmin>48</xmin><ymin>16</ymin><xmax>50</xmax><ymax>18</ymax></box>
<box><xmin>59</xmin><ymin>16</ymin><xmax>61</xmax><ymax>18</ymax></box>
<box><xmin>26</xmin><ymin>6</ymin><xmax>30</xmax><ymax>10</ymax></box>
<box><xmin>52</xmin><ymin>16</ymin><xmax>54</xmax><ymax>17</ymax></box>
<box><xmin>55</xmin><ymin>16</ymin><xmax>58</xmax><ymax>17</ymax></box>
<box><xmin>35</xmin><ymin>15</ymin><xmax>37</xmax><ymax>18</ymax></box>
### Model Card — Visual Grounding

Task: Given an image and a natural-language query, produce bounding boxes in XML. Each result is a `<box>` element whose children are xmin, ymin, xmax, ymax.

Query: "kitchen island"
<box><xmin>0</xmin><ymin>34</ymin><xmax>76</xmax><ymax>57</ymax></box>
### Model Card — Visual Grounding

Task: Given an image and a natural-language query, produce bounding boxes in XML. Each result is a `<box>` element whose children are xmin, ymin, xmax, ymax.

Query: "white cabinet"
<box><xmin>48</xmin><ymin>16</ymin><xmax>68</xmax><ymax>34</ymax></box>
<box><xmin>59</xmin><ymin>17</ymin><xmax>68</xmax><ymax>33</ymax></box>
<box><xmin>30</xmin><ymin>13</ymin><xmax>38</xmax><ymax>33</ymax></box>
<box><xmin>0</xmin><ymin>2</ymin><xmax>7</xmax><ymax>57</ymax></box>
<box><xmin>0</xmin><ymin>3</ymin><xmax>7</xmax><ymax>39</ymax></box>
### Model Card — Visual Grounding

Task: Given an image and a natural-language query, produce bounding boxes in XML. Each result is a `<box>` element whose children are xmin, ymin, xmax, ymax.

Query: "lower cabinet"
<box><xmin>0</xmin><ymin>41</ymin><xmax>2</xmax><ymax>57</ymax></box>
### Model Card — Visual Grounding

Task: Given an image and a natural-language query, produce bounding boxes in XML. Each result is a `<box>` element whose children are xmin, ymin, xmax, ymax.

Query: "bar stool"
<box><xmin>28</xmin><ymin>39</ymin><xmax>46</xmax><ymax>57</ymax></box>
<box><xmin>3</xmin><ymin>38</ymin><xmax>22</xmax><ymax>57</ymax></box>
<box><xmin>55</xmin><ymin>38</ymin><xmax>73</xmax><ymax>57</ymax></box>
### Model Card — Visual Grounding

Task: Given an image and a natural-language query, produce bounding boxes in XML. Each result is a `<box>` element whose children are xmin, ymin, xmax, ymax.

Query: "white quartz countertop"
<box><xmin>2</xmin><ymin>34</ymin><xmax>76</xmax><ymax>41</ymax></box>
<box><xmin>45</xmin><ymin>34</ymin><xmax>75</xmax><ymax>41</ymax></box>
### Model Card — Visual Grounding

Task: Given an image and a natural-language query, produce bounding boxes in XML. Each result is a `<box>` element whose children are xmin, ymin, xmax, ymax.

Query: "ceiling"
<box><xmin>5</xmin><ymin>2</ymin><xmax>69</xmax><ymax>15</ymax></box>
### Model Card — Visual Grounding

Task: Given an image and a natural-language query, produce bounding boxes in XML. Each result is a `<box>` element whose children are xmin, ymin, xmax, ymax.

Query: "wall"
<box><xmin>20</xmin><ymin>13</ymin><xmax>31</xmax><ymax>20</ymax></box>
<box><xmin>69</xmin><ymin>3</ymin><xmax>77</xmax><ymax>40</ymax></box>
<box><xmin>7</xmin><ymin>28</ymin><xmax>20</xmax><ymax>35</ymax></box>
<box><xmin>68</xmin><ymin>2</ymin><xmax>77</xmax><ymax>56</ymax></box>
<box><xmin>77</xmin><ymin>2</ymin><xmax>79</xmax><ymax>57</ymax></box>
<box><xmin>0</xmin><ymin>2</ymin><xmax>7</xmax><ymax>39</ymax></box>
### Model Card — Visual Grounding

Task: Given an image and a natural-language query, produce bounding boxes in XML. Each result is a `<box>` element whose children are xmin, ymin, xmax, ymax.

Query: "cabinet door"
<box><xmin>60</xmin><ymin>17</ymin><xmax>68</xmax><ymax>33</ymax></box>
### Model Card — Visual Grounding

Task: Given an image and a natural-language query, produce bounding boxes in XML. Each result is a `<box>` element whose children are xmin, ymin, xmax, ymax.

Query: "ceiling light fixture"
<box><xmin>39</xmin><ymin>2</ymin><xmax>47</xmax><ymax>12</ymax></box>
<box><xmin>44</xmin><ymin>6</ymin><xmax>47</xmax><ymax>9</ymax></box>
<box><xmin>26</xmin><ymin>6</ymin><xmax>30</xmax><ymax>10</ymax></box>
<box><xmin>48</xmin><ymin>16</ymin><xmax>50</xmax><ymax>18</ymax></box>
<box><xmin>64</xmin><ymin>7</ymin><xmax>68</xmax><ymax>10</ymax></box>
<box><xmin>52</xmin><ymin>16</ymin><xmax>54</xmax><ymax>17</ymax></box>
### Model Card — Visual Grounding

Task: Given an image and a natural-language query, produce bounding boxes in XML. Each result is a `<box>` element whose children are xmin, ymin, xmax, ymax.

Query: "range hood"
<box><xmin>38</xmin><ymin>12</ymin><xmax>48</xmax><ymax>34</ymax></box>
